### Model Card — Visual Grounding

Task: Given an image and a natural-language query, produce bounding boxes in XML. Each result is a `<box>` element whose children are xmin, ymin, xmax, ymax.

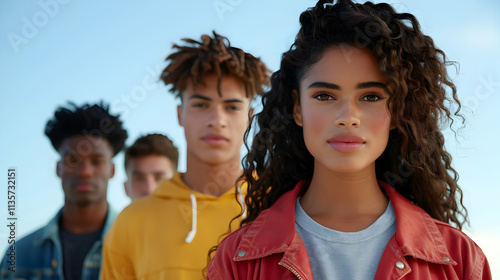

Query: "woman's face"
<box><xmin>294</xmin><ymin>46</ymin><xmax>393</xmax><ymax>174</ymax></box>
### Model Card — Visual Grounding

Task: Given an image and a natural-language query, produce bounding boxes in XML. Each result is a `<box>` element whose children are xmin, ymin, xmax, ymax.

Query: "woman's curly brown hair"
<box><xmin>241</xmin><ymin>0</ymin><xmax>467</xmax><ymax>229</ymax></box>
<box><xmin>160</xmin><ymin>31</ymin><xmax>270</xmax><ymax>99</ymax></box>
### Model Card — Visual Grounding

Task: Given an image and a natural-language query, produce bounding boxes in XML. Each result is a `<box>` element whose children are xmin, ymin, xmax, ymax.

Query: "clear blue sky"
<box><xmin>1</xmin><ymin>0</ymin><xmax>499</xmax><ymax>275</ymax></box>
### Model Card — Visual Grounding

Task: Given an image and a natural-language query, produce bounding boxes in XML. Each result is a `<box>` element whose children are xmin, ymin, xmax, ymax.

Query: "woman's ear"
<box><xmin>292</xmin><ymin>90</ymin><xmax>303</xmax><ymax>127</ymax></box>
<box><xmin>390</xmin><ymin>118</ymin><xmax>397</xmax><ymax>130</ymax></box>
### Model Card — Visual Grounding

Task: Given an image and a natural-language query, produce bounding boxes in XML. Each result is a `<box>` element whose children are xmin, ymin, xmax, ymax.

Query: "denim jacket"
<box><xmin>0</xmin><ymin>206</ymin><xmax>118</xmax><ymax>280</ymax></box>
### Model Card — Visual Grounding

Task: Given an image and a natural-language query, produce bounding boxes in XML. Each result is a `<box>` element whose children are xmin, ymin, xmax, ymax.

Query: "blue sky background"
<box><xmin>0</xmin><ymin>0</ymin><xmax>499</xmax><ymax>275</ymax></box>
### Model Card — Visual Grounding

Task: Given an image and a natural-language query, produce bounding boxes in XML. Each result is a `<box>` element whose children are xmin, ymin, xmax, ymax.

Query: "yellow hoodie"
<box><xmin>100</xmin><ymin>172</ymin><xmax>246</xmax><ymax>280</ymax></box>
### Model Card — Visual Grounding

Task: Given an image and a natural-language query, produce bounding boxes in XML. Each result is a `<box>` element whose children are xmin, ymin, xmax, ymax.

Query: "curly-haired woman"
<box><xmin>207</xmin><ymin>1</ymin><xmax>491</xmax><ymax>279</ymax></box>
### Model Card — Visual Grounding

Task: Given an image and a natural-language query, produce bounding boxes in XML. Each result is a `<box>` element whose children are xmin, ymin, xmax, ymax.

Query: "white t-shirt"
<box><xmin>295</xmin><ymin>198</ymin><xmax>396</xmax><ymax>280</ymax></box>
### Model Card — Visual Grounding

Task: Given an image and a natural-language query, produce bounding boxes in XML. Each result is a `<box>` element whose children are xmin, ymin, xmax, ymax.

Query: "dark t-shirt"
<box><xmin>59</xmin><ymin>225</ymin><xmax>103</xmax><ymax>280</ymax></box>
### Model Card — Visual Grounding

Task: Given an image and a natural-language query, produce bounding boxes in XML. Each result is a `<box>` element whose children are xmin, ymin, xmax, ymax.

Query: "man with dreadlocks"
<box><xmin>101</xmin><ymin>32</ymin><xmax>269</xmax><ymax>280</ymax></box>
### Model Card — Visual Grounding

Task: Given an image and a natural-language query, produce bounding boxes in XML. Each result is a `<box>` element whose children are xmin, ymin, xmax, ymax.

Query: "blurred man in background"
<box><xmin>124</xmin><ymin>133</ymin><xmax>178</xmax><ymax>202</ymax></box>
<box><xmin>0</xmin><ymin>102</ymin><xmax>127</xmax><ymax>280</ymax></box>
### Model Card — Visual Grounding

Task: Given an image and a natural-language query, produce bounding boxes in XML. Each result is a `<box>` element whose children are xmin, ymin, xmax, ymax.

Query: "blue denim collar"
<box><xmin>34</xmin><ymin>204</ymin><xmax>118</xmax><ymax>246</ymax></box>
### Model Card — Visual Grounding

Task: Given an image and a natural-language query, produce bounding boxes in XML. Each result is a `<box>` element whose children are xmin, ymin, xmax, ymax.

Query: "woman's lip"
<box><xmin>328</xmin><ymin>135</ymin><xmax>365</xmax><ymax>144</ymax></box>
<box><xmin>328</xmin><ymin>142</ymin><xmax>364</xmax><ymax>153</ymax></box>
<box><xmin>327</xmin><ymin>135</ymin><xmax>365</xmax><ymax>153</ymax></box>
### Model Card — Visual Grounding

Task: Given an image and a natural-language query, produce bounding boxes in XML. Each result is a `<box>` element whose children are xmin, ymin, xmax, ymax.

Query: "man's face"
<box><xmin>57</xmin><ymin>135</ymin><xmax>115</xmax><ymax>207</ymax></box>
<box><xmin>178</xmin><ymin>74</ymin><xmax>252</xmax><ymax>165</ymax></box>
<box><xmin>124</xmin><ymin>155</ymin><xmax>175</xmax><ymax>201</ymax></box>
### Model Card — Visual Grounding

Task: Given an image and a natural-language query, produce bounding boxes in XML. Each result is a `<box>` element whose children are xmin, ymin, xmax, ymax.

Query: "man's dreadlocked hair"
<box><xmin>160</xmin><ymin>31</ymin><xmax>270</xmax><ymax>99</ymax></box>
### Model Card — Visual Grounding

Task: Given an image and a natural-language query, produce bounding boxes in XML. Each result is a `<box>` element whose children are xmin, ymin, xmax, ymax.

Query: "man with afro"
<box><xmin>0</xmin><ymin>102</ymin><xmax>127</xmax><ymax>280</ymax></box>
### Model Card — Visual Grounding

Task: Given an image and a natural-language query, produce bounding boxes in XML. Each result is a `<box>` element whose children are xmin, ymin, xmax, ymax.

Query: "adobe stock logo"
<box><xmin>463</xmin><ymin>74</ymin><xmax>499</xmax><ymax>113</ymax></box>
<box><xmin>111</xmin><ymin>63</ymin><xmax>163</xmax><ymax>119</ymax></box>
<box><xmin>7</xmin><ymin>0</ymin><xmax>71</xmax><ymax>53</ymax></box>
<box><xmin>213</xmin><ymin>0</ymin><xmax>244</xmax><ymax>21</ymax></box>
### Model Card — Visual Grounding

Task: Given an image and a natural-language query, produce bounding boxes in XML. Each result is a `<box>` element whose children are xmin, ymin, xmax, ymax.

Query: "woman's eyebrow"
<box><xmin>356</xmin><ymin>81</ymin><xmax>387</xmax><ymax>90</ymax></box>
<box><xmin>307</xmin><ymin>81</ymin><xmax>341</xmax><ymax>90</ymax></box>
<box><xmin>307</xmin><ymin>81</ymin><xmax>388</xmax><ymax>91</ymax></box>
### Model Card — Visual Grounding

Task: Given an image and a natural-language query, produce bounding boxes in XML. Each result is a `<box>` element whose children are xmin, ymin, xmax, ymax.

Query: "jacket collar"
<box><xmin>34</xmin><ymin>204</ymin><xmax>118</xmax><ymax>246</ymax></box>
<box><xmin>234</xmin><ymin>180</ymin><xmax>456</xmax><ymax>266</ymax></box>
<box><xmin>234</xmin><ymin>181</ymin><xmax>306</xmax><ymax>261</ymax></box>
<box><xmin>383</xmin><ymin>182</ymin><xmax>456</xmax><ymax>265</ymax></box>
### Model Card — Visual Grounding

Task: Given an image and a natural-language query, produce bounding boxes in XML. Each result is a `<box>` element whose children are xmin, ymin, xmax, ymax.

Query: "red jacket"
<box><xmin>207</xmin><ymin>181</ymin><xmax>491</xmax><ymax>279</ymax></box>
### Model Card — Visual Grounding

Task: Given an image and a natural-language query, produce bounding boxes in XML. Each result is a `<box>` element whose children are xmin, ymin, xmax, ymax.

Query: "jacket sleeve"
<box><xmin>455</xmin><ymin>230</ymin><xmax>492</xmax><ymax>280</ymax></box>
<box><xmin>206</xmin><ymin>240</ymin><xmax>240</xmax><ymax>280</ymax></box>
<box><xmin>100</xmin><ymin>216</ymin><xmax>136</xmax><ymax>280</ymax></box>
<box><xmin>472</xmin><ymin>250</ymin><xmax>492</xmax><ymax>280</ymax></box>
<box><xmin>206</xmin><ymin>248</ymin><xmax>229</xmax><ymax>280</ymax></box>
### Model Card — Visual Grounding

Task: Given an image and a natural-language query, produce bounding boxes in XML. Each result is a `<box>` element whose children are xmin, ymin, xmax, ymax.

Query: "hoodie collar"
<box><xmin>153</xmin><ymin>172</ymin><xmax>248</xmax><ymax>200</ymax></box>
<box><xmin>234</xmin><ymin>180</ymin><xmax>456</xmax><ymax>266</ymax></box>
<box><xmin>155</xmin><ymin>172</ymin><xmax>248</xmax><ymax>244</ymax></box>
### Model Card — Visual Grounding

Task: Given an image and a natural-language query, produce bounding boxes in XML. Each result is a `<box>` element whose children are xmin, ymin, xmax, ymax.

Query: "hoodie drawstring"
<box><xmin>184</xmin><ymin>193</ymin><xmax>197</xmax><ymax>243</ymax></box>
<box><xmin>185</xmin><ymin>188</ymin><xmax>245</xmax><ymax>243</ymax></box>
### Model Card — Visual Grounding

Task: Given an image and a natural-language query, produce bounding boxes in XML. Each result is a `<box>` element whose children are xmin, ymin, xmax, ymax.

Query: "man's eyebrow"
<box><xmin>223</xmin><ymin>99</ymin><xmax>245</xmax><ymax>103</ymax></box>
<box><xmin>188</xmin><ymin>94</ymin><xmax>212</xmax><ymax>101</ymax></box>
<box><xmin>62</xmin><ymin>152</ymin><xmax>106</xmax><ymax>157</ymax></box>
<box><xmin>189</xmin><ymin>94</ymin><xmax>246</xmax><ymax>103</ymax></box>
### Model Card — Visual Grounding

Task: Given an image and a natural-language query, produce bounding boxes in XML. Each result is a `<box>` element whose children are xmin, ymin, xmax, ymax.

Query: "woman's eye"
<box><xmin>362</xmin><ymin>94</ymin><xmax>383</xmax><ymax>102</ymax></box>
<box><xmin>314</xmin><ymin>93</ymin><xmax>333</xmax><ymax>101</ymax></box>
